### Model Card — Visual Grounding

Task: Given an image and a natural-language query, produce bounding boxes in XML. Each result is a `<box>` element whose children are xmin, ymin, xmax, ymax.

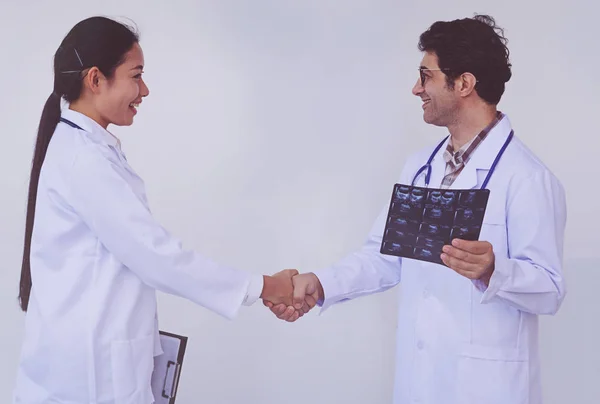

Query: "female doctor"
<box><xmin>14</xmin><ymin>16</ymin><xmax>304</xmax><ymax>404</ymax></box>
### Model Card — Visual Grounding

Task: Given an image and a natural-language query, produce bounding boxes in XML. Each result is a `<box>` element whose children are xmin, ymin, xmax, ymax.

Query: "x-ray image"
<box><xmin>440</xmin><ymin>191</ymin><xmax>457</xmax><ymax>210</ymax></box>
<box><xmin>419</xmin><ymin>223</ymin><xmax>451</xmax><ymax>239</ymax></box>
<box><xmin>450</xmin><ymin>225</ymin><xmax>480</xmax><ymax>241</ymax></box>
<box><xmin>393</xmin><ymin>185</ymin><xmax>411</xmax><ymax>203</ymax></box>
<box><xmin>416</xmin><ymin>236</ymin><xmax>445</xmax><ymax>251</ymax></box>
<box><xmin>426</xmin><ymin>190</ymin><xmax>442</xmax><ymax>205</ymax></box>
<box><xmin>410</xmin><ymin>188</ymin><xmax>426</xmax><ymax>207</ymax></box>
<box><xmin>423</xmin><ymin>206</ymin><xmax>455</xmax><ymax>224</ymax></box>
<box><xmin>387</xmin><ymin>217</ymin><xmax>420</xmax><ymax>234</ymax></box>
<box><xmin>384</xmin><ymin>228</ymin><xmax>414</xmax><ymax>244</ymax></box>
<box><xmin>414</xmin><ymin>246</ymin><xmax>444</xmax><ymax>265</ymax></box>
<box><xmin>390</xmin><ymin>187</ymin><xmax>425</xmax><ymax>221</ymax></box>
<box><xmin>390</xmin><ymin>201</ymin><xmax>423</xmax><ymax>221</ymax></box>
<box><xmin>454</xmin><ymin>208</ymin><xmax>485</xmax><ymax>227</ymax></box>
<box><xmin>381</xmin><ymin>241</ymin><xmax>413</xmax><ymax>257</ymax></box>
<box><xmin>381</xmin><ymin>183</ymin><xmax>489</xmax><ymax>265</ymax></box>
<box><xmin>458</xmin><ymin>190</ymin><xmax>488</xmax><ymax>208</ymax></box>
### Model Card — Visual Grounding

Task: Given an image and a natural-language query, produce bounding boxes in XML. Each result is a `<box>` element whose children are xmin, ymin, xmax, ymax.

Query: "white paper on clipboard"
<box><xmin>151</xmin><ymin>331</ymin><xmax>188</xmax><ymax>404</ymax></box>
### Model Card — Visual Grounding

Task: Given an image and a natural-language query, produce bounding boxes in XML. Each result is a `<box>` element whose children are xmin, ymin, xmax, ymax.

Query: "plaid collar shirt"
<box><xmin>440</xmin><ymin>111</ymin><xmax>504</xmax><ymax>189</ymax></box>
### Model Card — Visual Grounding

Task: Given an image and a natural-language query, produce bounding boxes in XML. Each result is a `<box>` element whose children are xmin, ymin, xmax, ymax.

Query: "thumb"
<box><xmin>292</xmin><ymin>276</ymin><xmax>308</xmax><ymax>310</ymax></box>
<box><xmin>305</xmin><ymin>279</ymin><xmax>317</xmax><ymax>296</ymax></box>
<box><xmin>286</xmin><ymin>268</ymin><xmax>299</xmax><ymax>277</ymax></box>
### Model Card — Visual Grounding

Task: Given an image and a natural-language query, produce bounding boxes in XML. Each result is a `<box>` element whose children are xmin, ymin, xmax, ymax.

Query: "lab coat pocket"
<box><xmin>457</xmin><ymin>344</ymin><xmax>529</xmax><ymax>404</ymax></box>
<box><xmin>111</xmin><ymin>334</ymin><xmax>155</xmax><ymax>404</ymax></box>
<box><xmin>480</xmin><ymin>202</ymin><xmax>508</xmax><ymax>257</ymax></box>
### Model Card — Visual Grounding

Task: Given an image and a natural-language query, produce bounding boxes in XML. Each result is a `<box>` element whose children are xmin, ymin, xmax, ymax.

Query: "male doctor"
<box><xmin>266</xmin><ymin>14</ymin><xmax>567</xmax><ymax>404</ymax></box>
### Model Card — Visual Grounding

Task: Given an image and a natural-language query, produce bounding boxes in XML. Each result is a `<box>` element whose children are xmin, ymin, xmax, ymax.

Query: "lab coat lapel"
<box><xmin>447</xmin><ymin>160</ymin><xmax>478</xmax><ymax>190</ymax></box>
<box><xmin>447</xmin><ymin>115</ymin><xmax>513</xmax><ymax>190</ymax></box>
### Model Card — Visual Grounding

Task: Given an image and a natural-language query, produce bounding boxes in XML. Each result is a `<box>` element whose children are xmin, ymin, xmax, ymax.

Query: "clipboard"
<box><xmin>151</xmin><ymin>331</ymin><xmax>188</xmax><ymax>403</ymax></box>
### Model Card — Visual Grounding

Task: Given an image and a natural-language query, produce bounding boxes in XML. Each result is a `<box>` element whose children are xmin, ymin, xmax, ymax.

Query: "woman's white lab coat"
<box><xmin>13</xmin><ymin>109</ymin><xmax>263</xmax><ymax>404</ymax></box>
<box><xmin>314</xmin><ymin>114</ymin><xmax>567</xmax><ymax>404</ymax></box>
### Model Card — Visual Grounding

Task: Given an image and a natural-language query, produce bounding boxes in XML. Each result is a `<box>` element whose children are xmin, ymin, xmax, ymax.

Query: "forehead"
<box><xmin>419</xmin><ymin>51</ymin><xmax>439</xmax><ymax>69</ymax></box>
<box><xmin>121</xmin><ymin>42</ymin><xmax>144</xmax><ymax>67</ymax></box>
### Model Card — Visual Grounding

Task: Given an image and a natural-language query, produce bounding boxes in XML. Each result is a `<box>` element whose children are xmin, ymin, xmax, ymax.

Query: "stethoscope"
<box><xmin>59</xmin><ymin>117</ymin><xmax>84</xmax><ymax>131</ymax></box>
<box><xmin>411</xmin><ymin>130</ymin><xmax>514</xmax><ymax>189</ymax></box>
<box><xmin>59</xmin><ymin>117</ymin><xmax>122</xmax><ymax>155</ymax></box>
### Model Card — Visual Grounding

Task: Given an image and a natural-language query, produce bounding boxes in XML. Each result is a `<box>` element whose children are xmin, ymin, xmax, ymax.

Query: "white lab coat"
<box><xmin>314</xmin><ymin>114</ymin><xmax>567</xmax><ymax>404</ymax></box>
<box><xmin>13</xmin><ymin>109</ymin><xmax>263</xmax><ymax>404</ymax></box>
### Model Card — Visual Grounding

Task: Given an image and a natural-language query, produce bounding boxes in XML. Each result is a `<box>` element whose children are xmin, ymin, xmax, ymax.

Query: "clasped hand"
<box><xmin>261</xmin><ymin>270</ymin><xmax>323</xmax><ymax>322</ymax></box>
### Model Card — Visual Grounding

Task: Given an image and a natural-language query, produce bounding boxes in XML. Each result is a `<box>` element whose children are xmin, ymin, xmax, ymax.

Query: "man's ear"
<box><xmin>457</xmin><ymin>72</ymin><xmax>478</xmax><ymax>98</ymax></box>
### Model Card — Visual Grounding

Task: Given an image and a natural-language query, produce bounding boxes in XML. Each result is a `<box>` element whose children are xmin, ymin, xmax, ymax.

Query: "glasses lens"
<box><xmin>419</xmin><ymin>68</ymin><xmax>426</xmax><ymax>86</ymax></box>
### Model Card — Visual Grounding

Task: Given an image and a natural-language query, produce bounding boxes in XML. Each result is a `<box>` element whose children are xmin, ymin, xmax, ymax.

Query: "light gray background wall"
<box><xmin>0</xmin><ymin>1</ymin><xmax>597</xmax><ymax>403</ymax></box>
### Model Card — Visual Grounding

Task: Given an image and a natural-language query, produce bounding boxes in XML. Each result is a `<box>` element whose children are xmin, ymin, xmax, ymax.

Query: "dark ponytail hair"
<box><xmin>19</xmin><ymin>16</ymin><xmax>139</xmax><ymax>311</ymax></box>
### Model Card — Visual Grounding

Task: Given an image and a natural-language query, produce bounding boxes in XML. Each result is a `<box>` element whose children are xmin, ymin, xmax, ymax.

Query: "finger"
<box><xmin>451</xmin><ymin>239</ymin><xmax>491</xmax><ymax>255</ymax></box>
<box><xmin>271</xmin><ymin>303</ymin><xmax>287</xmax><ymax>316</ymax></box>
<box><xmin>263</xmin><ymin>300</ymin><xmax>273</xmax><ymax>308</ymax></box>
<box><xmin>442</xmin><ymin>245</ymin><xmax>472</xmax><ymax>262</ymax></box>
<box><xmin>300</xmin><ymin>299</ymin><xmax>310</xmax><ymax>314</ymax></box>
<box><xmin>285</xmin><ymin>268</ymin><xmax>299</xmax><ymax>277</ymax></box>
<box><xmin>304</xmin><ymin>295</ymin><xmax>317</xmax><ymax>310</ymax></box>
<box><xmin>286</xmin><ymin>310</ymin><xmax>300</xmax><ymax>322</ymax></box>
<box><xmin>292</xmin><ymin>277</ymin><xmax>308</xmax><ymax>310</ymax></box>
<box><xmin>278</xmin><ymin>268</ymin><xmax>298</xmax><ymax>277</ymax></box>
<box><xmin>449</xmin><ymin>266</ymin><xmax>479</xmax><ymax>280</ymax></box>
<box><xmin>441</xmin><ymin>253</ymin><xmax>479</xmax><ymax>275</ymax></box>
<box><xmin>278</xmin><ymin>305</ymin><xmax>295</xmax><ymax>321</ymax></box>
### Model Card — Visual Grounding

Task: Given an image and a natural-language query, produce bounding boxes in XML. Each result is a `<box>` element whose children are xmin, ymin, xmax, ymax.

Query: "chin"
<box><xmin>423</xmin><ymin>113</ymin><xmax>444</xmax><ymax>127</ymax></box>
<box><xmin>423</xmin><ymin>113</ymin><xmax>435</xmax><ymax>125</ymax></box>
<box><xmin>112</xmin><ymin>117</ymin><xmax>135</xmax><ymax>127</ymax></box>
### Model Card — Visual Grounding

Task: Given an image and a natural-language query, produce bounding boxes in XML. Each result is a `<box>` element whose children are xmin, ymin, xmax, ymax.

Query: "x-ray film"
<box><xmin>380</xmin><ymin>184</ymin><xmax>490</xmax><ymax>265</ymax></box>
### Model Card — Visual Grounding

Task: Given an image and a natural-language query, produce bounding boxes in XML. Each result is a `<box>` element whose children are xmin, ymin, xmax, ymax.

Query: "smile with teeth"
<box><xmin>129</xmin><ymin>102</ymin><xmax>140</xmax><ymax>108</ymax></box>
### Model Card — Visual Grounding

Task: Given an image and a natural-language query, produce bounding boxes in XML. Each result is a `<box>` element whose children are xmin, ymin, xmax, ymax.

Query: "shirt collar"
<box><xmin>443</xmin><ymin>111</ymin><xmax>504</xmax><ymax>166</ymax></box>
<box><xmin>60</xmin><ymin>108</ymin><xmax>122</xmax><ymax>149</ymax></box>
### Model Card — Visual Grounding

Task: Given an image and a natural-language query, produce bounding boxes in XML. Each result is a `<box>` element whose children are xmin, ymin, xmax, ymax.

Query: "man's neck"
<box><xmin>447</xmin><ymin>105</ymin><xmax>498</xmax><ymax>151</ymax></box>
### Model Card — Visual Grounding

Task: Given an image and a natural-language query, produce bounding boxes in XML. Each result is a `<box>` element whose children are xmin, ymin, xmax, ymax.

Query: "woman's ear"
<box><xmin>81</xmin><ymin>67</ymin><xmax>106</xmax><ymax>95</ymax></box>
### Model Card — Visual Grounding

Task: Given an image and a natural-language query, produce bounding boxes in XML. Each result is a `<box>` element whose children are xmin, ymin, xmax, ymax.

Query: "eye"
<box><xmin>133</xmin><ymin>71</ymin><xmax>144</xmax><ymax>79</ymax></box>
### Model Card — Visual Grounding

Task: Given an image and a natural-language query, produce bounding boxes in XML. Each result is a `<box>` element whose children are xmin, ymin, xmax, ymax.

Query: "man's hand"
<box><xmin>260</xmin><ymin>269</ymin><xmax>298</xmax><ymax>307</ymax></box>
<box><xmin>441</xmin><ymin>238</ymin><xmax>495</xmax><ymax>285</ymax></box>
<box><xmin>263</xmin><ymin>272</ymin><xmax>323</xmax><ymax>322</ymax></box>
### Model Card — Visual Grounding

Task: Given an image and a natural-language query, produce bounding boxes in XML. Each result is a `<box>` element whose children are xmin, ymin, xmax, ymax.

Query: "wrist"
<box><xmin>261</xmin><ymin>275</ymin><xmax>275</xmax><ymax>300</ymax></box>
<box><xmin>481</xmin><ymin>262</ymin><xmax>495</xmax><ymax>287</ymax></box>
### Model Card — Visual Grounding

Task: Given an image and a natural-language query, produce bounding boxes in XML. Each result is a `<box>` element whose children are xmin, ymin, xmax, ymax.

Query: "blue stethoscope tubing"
<box><xmin>411</xmin><ymin>130</ymin><xmax>514</xmax><ymax>189</ymax></box>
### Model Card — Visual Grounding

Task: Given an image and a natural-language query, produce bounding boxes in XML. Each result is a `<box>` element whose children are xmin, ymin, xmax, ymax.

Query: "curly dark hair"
<box><xmin>418</xmin><ymin>14</ymin><xmax>512</xmax><ymax>105</ymax></box>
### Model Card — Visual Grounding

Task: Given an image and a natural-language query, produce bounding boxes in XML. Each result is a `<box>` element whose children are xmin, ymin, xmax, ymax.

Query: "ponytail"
<box><xmin>19</xmin><ymin>93</ymin><xmax>62</xmax><ymax>311</ymax></box>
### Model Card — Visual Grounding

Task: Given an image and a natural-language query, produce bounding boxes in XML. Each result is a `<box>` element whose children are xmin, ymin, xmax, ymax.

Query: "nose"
<box><xmin>140</xmin><ymin>78</ymin><xmax>150</xmax><ymax>97</ymax></box>
<box><xmin>412</xmin><ymin>78</ymin><xmax>424</xmax><ymax>96</ymax></box>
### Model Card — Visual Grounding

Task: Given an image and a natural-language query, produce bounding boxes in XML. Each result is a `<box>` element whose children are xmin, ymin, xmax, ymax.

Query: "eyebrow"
<box><xmin>130</xmin><ymin>65</ymin><xmax>144</xmax><ymax>71</ymax></box>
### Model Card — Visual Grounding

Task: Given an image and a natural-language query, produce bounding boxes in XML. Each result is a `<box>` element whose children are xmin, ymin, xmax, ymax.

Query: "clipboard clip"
<box><xmin>162</xmin><ymin>360</ymin><xmax>182</xmax><ymax>399</ymax></box>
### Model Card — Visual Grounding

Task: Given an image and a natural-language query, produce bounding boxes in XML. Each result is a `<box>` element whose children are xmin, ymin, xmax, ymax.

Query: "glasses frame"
<box><xmin>418</xmin><ymin>67</ymin><xmax>451</xmax><ymax>87</ymax></box>
<box><xmin>418</xmin><ymin>67</ymin><xmax>480</xmax><ymax>87</ymax></box>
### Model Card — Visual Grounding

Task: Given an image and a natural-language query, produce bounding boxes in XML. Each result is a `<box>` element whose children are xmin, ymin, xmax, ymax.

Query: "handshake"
<box><xmin>260</xmin><ymin>270</ymin><xmax>324</xmax><ymax>322</ymax></box>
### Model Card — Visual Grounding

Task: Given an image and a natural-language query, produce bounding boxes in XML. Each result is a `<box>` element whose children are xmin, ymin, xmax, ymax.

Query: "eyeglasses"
<box><xmin>418</xmin><ymin>67</ymin><xmax>479</xmax><ymax>87</ymax></box>
<box><xmin>418</xmin><ymin>67</ymin><xmax>450</xmax><ymax>87</ymax></box>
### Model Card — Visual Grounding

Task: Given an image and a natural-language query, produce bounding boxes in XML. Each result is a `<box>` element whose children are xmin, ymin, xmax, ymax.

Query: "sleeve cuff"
<box><xmin>312</xmin><ymin>268</ymin><xmax>345</xmax><ymax>313</ymax></box>
<box><xmin>478</xmin><ymin>256</ymin><xmax>511</xmax><ymax>303</ymax></box>
<box><xmin>243</xmin><ymin>274</ymin><xmax>264</xmax><ymax>306</ymax></box>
